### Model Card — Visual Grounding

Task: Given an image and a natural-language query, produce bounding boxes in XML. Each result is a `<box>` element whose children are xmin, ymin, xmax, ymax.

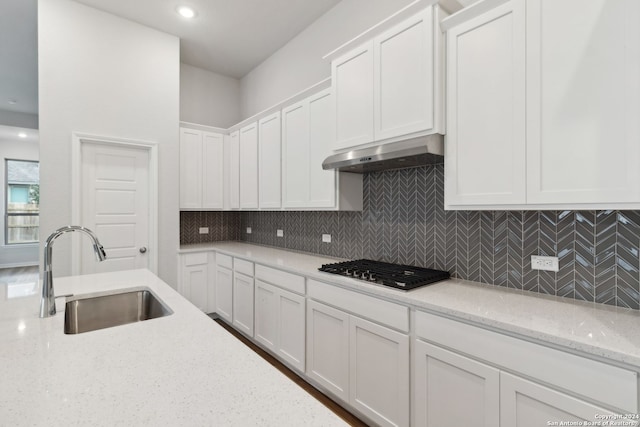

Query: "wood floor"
<box><xmin>211</xmin><ymin>316</ymin><xmax>369</xmax><ymax>427</ymax></box>
<box><xmin>0</xmin><ymin>265</ymin><xmax>39</xmax><ymax>284</ymax></box>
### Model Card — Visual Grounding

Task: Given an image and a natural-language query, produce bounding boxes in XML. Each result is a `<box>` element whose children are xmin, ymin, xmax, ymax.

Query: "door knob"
<box><xmin>139</xmin><ymin>247</ymin><xmax>147</xmax><ymax>254</ymax></box>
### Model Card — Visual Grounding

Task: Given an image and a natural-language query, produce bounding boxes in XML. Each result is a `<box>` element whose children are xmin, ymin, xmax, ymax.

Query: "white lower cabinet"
<box><xmin>255</xmin><ymin>279</ymin><xmax>306</xmax><ymax>372</ymax></box>
<box><xmin>214</xmin><ymin>264</ymin><xmax>233</xmax><ymax>323</ymax></box>
<box><xmin>306</xmin><ymin>300</ymin><xmax>350</xmax><ymax>402</ymax></box>
<box><xmin>413</xmin><ymin>340</ymin><xmax>499</xmax><ymax>427</ymax></box>
<box><xmin>178</xmin><ymin>252</ymin><xmax>214</xmax><ymax>313</ymax></box>
<box><xmin>500</xmin><ymin>372</ymin><xmax>614</xmax><ymax>427</ymax></box>
<box><xmin>232</xmin><ymin>271</ymin><xmax>254</xmax><ymax>337</ymax></box>
<box><xmin>306</xmin><ymin>299</ymin><xmax>409</xmax><ymax>427</ymax></box>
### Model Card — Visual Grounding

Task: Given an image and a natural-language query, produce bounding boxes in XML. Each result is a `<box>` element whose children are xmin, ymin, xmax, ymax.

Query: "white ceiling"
<box><xmin>0</xmin><ymin>0</ymin><xmax>38</xmax><ymax>116</ymax></box>
<box><xmin>73</xmin><ymin>0</ymin><xmax>342</xmax><ymax>79</ymax></box>
<box><xmin>0</xmin><ymin>124</ymin><xmax>39</xmax><ymax>143</ymax></box>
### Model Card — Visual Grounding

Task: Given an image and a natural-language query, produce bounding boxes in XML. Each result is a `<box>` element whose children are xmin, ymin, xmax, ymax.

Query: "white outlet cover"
<box><xmin>277</xmin><ymin>229</ymin><xmax>284</xmax><ymax>237</ymax></box>
<box><xmin>246</xmin><ymin>227</ymin><xmax>252</xmax><ymax>234</ymax></box>
<box><xmin>199</xmin><ymin>227</ymin><xmax>209</xmax><ymax>234</ymax></box>
<box><xmin>322</xmin><ymin>234</ymin><xmax>331</xmax><ymax>243</ymax></box>
<box><xmin>531</xmin><ymin>255</ymin><xmax>559</xmax><ymax>272</ymax></box>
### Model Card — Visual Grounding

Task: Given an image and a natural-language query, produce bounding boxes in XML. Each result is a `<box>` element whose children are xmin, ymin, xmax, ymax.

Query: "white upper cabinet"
<box><xmin>282</xmin><ymin>99</ymin><xmax>309</xmax><ymax>208</ymax></box>
<box><xmin>258</xmin><ymin>112</ymin><xmax>281</xmax><ymax>209</ymax></box>
<box><xmin>239</xmin><ymin>122</ymin><xmax>259</xmax><ymax>209</ymax></box>
<box><xmin>332</xmin><ymin>43</ymin><xmax>375</xmax><ymax>150</ymax></box>
<box><xmin>374</xmin><ymin>7</ymin><xmax>436</xmax><ymax>140</ymax></box>
<box><xmin>445</xmin><ymin>0</ymin><xmax>640</xmax><ymax>209</ymax></box>
<box><xmin>445</xmin><ymin>0</ymin><xmax>526</xmax><ymax>206</ymax></box>
<box><xmin>331</xmin><ymin>5</ymin><xmax>443</xmax><ymax>152</ymax></box>
<box><xmin>525</xmin><ymin>0</ymin><xmax>640</xmax><ymax>205</ymax></box>
<box><xmin>308</xmin><ymin>89</ymin><xmax>337</xmax><ymax>208</ymax></box>
<box><xmin>225</xmin><ymin>131</ymin><xmax>240</xmax><ymax>210</ymax></box>
<box><xmin>180</xmin><ymin>127</ymin><xmax>224</xmax><ymax>210</ymax></box>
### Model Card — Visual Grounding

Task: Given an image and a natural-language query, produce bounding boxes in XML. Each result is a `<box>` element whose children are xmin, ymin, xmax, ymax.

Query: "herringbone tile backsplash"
<box><xmin>181</xmin><ymin>165</ymin><xmax>640</xmax><ymax>310</ymax></box>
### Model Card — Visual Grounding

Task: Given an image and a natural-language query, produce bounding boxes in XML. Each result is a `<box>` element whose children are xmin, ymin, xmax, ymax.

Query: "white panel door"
<box><xmin>258</xmin><ymin>112</ymin><xmax>281</xmax><ymax>209</ymax></box>
<box><xmin>306</xmin><ymin>300</ymin><xmax>350</xmax><ymax>403</ymax></box>
<box><xmin>350</xmin><ymin>316</ymin><xmax>409</xmax><ymax>427</ymax></box>
<box><xmin>374</xmin><ymin>7</ymin><xmax>434</xmax><ymax>140</ymax></box>
<box><xmin>227</xmin><ymin>131</ymin><xmax>240</xmax><ymax>209</ymax></box>
<box><xmin>254</xmin><ymin>279</ymin><xmax>278</xmax><ymax>352</ymax></box>
<box><xmin>81</xmin><ymin>143</ymin><xmax>149</xmax><ymax>274</ymax></box>
<box><xmin>445</xmin><ymin>0</ymin><xmax>526</xmax><ymax>206</ymax></box>
<box><xmin>308</xmin><ymin>89</ymin><xmax>337</xmax><ymax>208</ymax></box>
<box><xmin>239</xmin><ymin>123</ymin><xmax>259</xmax><ymax>209</ymax></box>
<box><xmin>215</xmin><ymin>266</ymin><xmax>233</xmax><ymax>322</ymax></box>
<box><xmin>282</xmin><ymin>100</ymin><xmax>309</xmax><ymax>208</ymax></box>
<box><xmin>413</xmin><ymin>340</ymin><xmax>500</xmax><ymax>427</ymax></box>
<box><xmin>526</xmin><ymin>0</ymin><xmax>640</xmax><ymax>204</ymax></box>
<box><xmin>232</xmin><ymin>272</ymin><xmax>254</xmax><ymax>336</ymax></box>
<box><xmin>202</xmin><ymin>131</ymin><xmax>224</xmax><ymax>209</ymax></box>
<box><xmin>276</xmin><ymin>287</ymin><xmax>305</xmax><ymax>372</ymax></box>
<box><xmin>500</xmin><ymin>373</ymin><xmax>614</xmax><ymax>427</ymax></box>
<box><xmin>179</xmin><ymin>128</ymin><xmax>202</xmax><ymax>209</ymax></box>
<box><xmin>332</xmin><ymin>42</ymin><xmax>374</xmax><ymax>150</ymax></box>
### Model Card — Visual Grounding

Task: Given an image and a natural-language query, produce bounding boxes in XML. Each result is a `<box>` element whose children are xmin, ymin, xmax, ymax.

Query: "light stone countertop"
<box><xmin>180</xmin><ymin>241</ymin><xmax>640</xmax><ymax>368</ymax></box>
<box><xmin>0</xmin><ymin>268</ymin><xmax>347</xmax><ymax>426</ymax></box>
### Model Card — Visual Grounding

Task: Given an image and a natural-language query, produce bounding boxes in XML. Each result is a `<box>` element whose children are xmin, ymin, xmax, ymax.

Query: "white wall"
<box><xmin>240</xmin><ymin>0</ymin><xmax>415</xmax><ymax>118</ymax></box>
<box><xmin>0</xmin><ymin>137</ymin><xmax>39</xmax><ymax>268</ymax></box>
<box><xmin>0</xmin><ymin>110</ymin><xmax>38</xmax><ymax>130</ymax></box>
<box><xmin>38</xmin><ymin>0</ymin><xmax>180</xmax><ymax>286</ymax></box>
<box><xmin>180</xmin><ymin>63</ymin><xmax>241</xmax><ymax>128</ymax></box>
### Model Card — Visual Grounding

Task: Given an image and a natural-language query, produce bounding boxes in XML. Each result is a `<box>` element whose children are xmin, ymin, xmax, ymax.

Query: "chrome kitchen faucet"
<box><xmin>39</xmin><ymin>226</ymin><xmax>107</xmax><ymax>318</ymax></box>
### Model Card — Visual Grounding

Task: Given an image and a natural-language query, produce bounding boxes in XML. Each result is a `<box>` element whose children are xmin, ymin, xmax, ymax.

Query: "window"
<box><xmin>5</xmin><ymin>159</ymin><xmax>39</xmax><ymax>244</ymax></box>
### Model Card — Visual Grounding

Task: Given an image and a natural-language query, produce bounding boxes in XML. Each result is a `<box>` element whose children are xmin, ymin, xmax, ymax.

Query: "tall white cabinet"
<box><xmin>239</xmin><ymin>123</ymin><xmax>259</xmax><ymax>209</ymax></box>
<box><xmin>179</xmin><ymin>127</ymin><xmax>225</xmax><ymax>210</ymax></box>
<box><xmin>445</xmin><ymin>0</ymin><xmax>640</xmax><ymax>209</ymax></box>
<box><xmin>258</xmin><ymin>112</ymin><xmax>281</xmax><ymax>209</ymax></box>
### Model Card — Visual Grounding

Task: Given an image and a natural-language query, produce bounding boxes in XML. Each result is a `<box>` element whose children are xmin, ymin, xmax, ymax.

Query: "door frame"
<box><xmin>70</xmin><ymin>132</ymin><xmax>159</xmax><ymax>275</ymax></box>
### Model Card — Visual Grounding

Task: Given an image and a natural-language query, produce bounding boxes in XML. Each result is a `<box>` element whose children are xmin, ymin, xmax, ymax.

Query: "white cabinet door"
<box><xmin>332</xmin><ymin>42</ymin><xmax>374</xmax><ymax>150</ymax></box>
<box><xmin>226</xmin><ymin>131</ymin><xmax>240</xmax><ymax>209</ymax></box>
<box><xmin>276</xmin><ymin>287</ymin><xmax>305</xmax><ymax>372</ymax></box>
<box><xmin>445</xmin><ymin>0</ymin><xmax>526</xmax><ymax>207</ymax></box>
<box><xmin>306</xmin><ymin>300</ymin><xmax>350</xmax><ymax>402</ymax></box>
<box><xmin>180</xmin><ymin>263</ymin><xmax>207</xmax><ymax>312</ymax></box>
<box><xmin>215</xmin><ymin>266</ymin><xmax>233</xmax><ymax>322</ymax></box>
<box><xmin>282</xmin><ymin>100</ymin><xmax>310</xmax><ymax>208</ymax></box>
<box><xmin>526</xmin><ymin>0</ymin><xmax>640</xmax><ymax>204</ymax></box>
<box><xmin>374</xmin><ymin>8</ymin><xmax>435</xmax><ymax>140</ymax></box>
<box><xmin>258</xmin><ymin>112</ymin><xmax>281</xmax><ymax>209</ymax></box>
<box><xmin>350</xmin><ymin>316</ymin><xmax>409</xmax><ymax>427</ymax></box>
<box><xmin>202</xmin><ymin>132</ymin><xmax>224</xmax><ymax>209</ymax></box>
<box><xmin>254</xmin><ymin>279</ymin><xmax>278</xmax><ymax>352</ymax></box>
<box><xmin>239</xmin><ymin>123</ymin><xmax>258</xmax><ymax>209</ymax></box>
<box><xmin>232</xmin><ymin>271</ymin><xmax>254</xmax><ymax>336</ymax></box>
<box><xmin>500</xmin><ymin>373</ymin><xmax>614</xmax><ymax>427</ymax></box>
<box><xmin>179</xmin><ymin>128</ymin><xmax>203</xmax><ymax>209</ymax></box>
<box><xmin>413</xmin><ymin>340</ymin><xmax>500</xmax><ymax>427</ymax></box>
<box><xmin>308</xmin><ymin>89</ymin><xmax>337</xmax><ymax>208</ymax></box>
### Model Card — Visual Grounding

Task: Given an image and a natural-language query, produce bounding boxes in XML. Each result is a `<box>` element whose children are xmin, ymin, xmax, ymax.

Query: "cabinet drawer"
<box><xmin>415</xmin><ymin>310</ymin><xmax>638</xmax><ymax>412</ymax></box>
<box><xmin>216</xmin><ymin>253</ymin><xmax>232</xmax><ymax>269</ymax></box>
<box><xmin>183</xmin><ymin>252</ymin><xmax>208</xmax><ymax>266</ymax></box>
<box><xmin>308</xmin><ymin>279</ymin><xmax>408</xmax><ymax>332</ymax></box>
<box><xmin>233</xmin><ymin>258</ymin><xmax>254</xmax><ymax>277</ymax></box>
<box><xmin>255</xmin><ymin>265</ymin><xmax>305</xmax><ymax>295</ymax></box>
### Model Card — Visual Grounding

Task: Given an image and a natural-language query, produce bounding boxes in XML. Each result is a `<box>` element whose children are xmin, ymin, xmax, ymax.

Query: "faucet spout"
<box><xmin>39</xmin><ymin>226</ymin><xmax>107</xmax><ymax>318</ymax></box>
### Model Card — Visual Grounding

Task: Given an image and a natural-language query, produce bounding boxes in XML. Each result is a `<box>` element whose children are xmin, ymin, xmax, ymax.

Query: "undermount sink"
<box><xmin>64</xmin><ymin>287</ymin><xmax>172</xmax><ymax>334</ymax></box>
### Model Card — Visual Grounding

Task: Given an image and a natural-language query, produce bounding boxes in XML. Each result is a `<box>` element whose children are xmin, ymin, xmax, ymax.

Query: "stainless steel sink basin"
<box><xmin>64</xmin><ymin>287</ymin><xmax>172</xmax><ymax>334</ymax></box>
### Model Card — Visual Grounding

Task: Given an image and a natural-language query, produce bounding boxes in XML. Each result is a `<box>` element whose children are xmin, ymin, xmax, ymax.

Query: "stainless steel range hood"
<box><xmin>322</xmin><ymin>134</ymin><xmax>444</xmax><ymax>173</ymax></box>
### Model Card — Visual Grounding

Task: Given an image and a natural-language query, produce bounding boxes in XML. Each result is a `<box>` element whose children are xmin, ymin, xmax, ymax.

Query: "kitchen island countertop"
<box><xmin>0</xmin><ymin>268</ymin><xmax>347</xmax><ymax>426</ymax></box>
<box><xmin>180</xmin><ymin>241</ymin><xmax>640</xmax><ymax>368</ymax></box>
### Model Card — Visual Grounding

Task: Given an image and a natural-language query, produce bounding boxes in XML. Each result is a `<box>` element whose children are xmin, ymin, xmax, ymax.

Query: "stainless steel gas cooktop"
<box><xmin>318</xmin><ymin>259</ymin><xmax>450</xmax><ymax>291</ymax></box>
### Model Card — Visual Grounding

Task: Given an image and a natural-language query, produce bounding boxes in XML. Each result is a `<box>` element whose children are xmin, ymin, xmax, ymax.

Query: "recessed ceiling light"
<box><xmin>8</xmin><ymin>99</ymin><xmax>17</xmax><ymax>105</ymax></box>
<box><xmin>176</xmin><ymin>6</ymin><xmax>196</xmax><ymax>19</ymax></box>
<box><xmin>18</xmin><ymin>133</ymin><xmax>27</xmax><ymax>138</ymax></box>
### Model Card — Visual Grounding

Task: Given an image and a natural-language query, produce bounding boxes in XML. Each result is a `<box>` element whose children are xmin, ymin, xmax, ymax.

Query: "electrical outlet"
<box><xmin>198</xmin><ymin>227</ymin><xmax>209</xmax><ymax>234</ymax></box>
<box><xmin>277</xmin><ymin>229</ymin><xmax>284</xmax><ymax>238</ymax></box>
<box><xmin>531</xmin><ymin>255</ymin><xmax>559</xmax><ymax>272</ymax></box>
<box><xmin>246</xmin><ymin>227</ymin><xmax>252</xmax><ymax>234</ymax></box>
<box><xmin>322</xmin><ymin>234</ymin><xmax>331</xmax><ymax>243</ymax></box>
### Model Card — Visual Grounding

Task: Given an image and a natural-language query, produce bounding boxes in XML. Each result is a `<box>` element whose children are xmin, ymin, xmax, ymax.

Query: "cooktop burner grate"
<box><xmin>318</xmin><ymin>259</ymin><xmax>450</xmax><ymax>290</ymax></box>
